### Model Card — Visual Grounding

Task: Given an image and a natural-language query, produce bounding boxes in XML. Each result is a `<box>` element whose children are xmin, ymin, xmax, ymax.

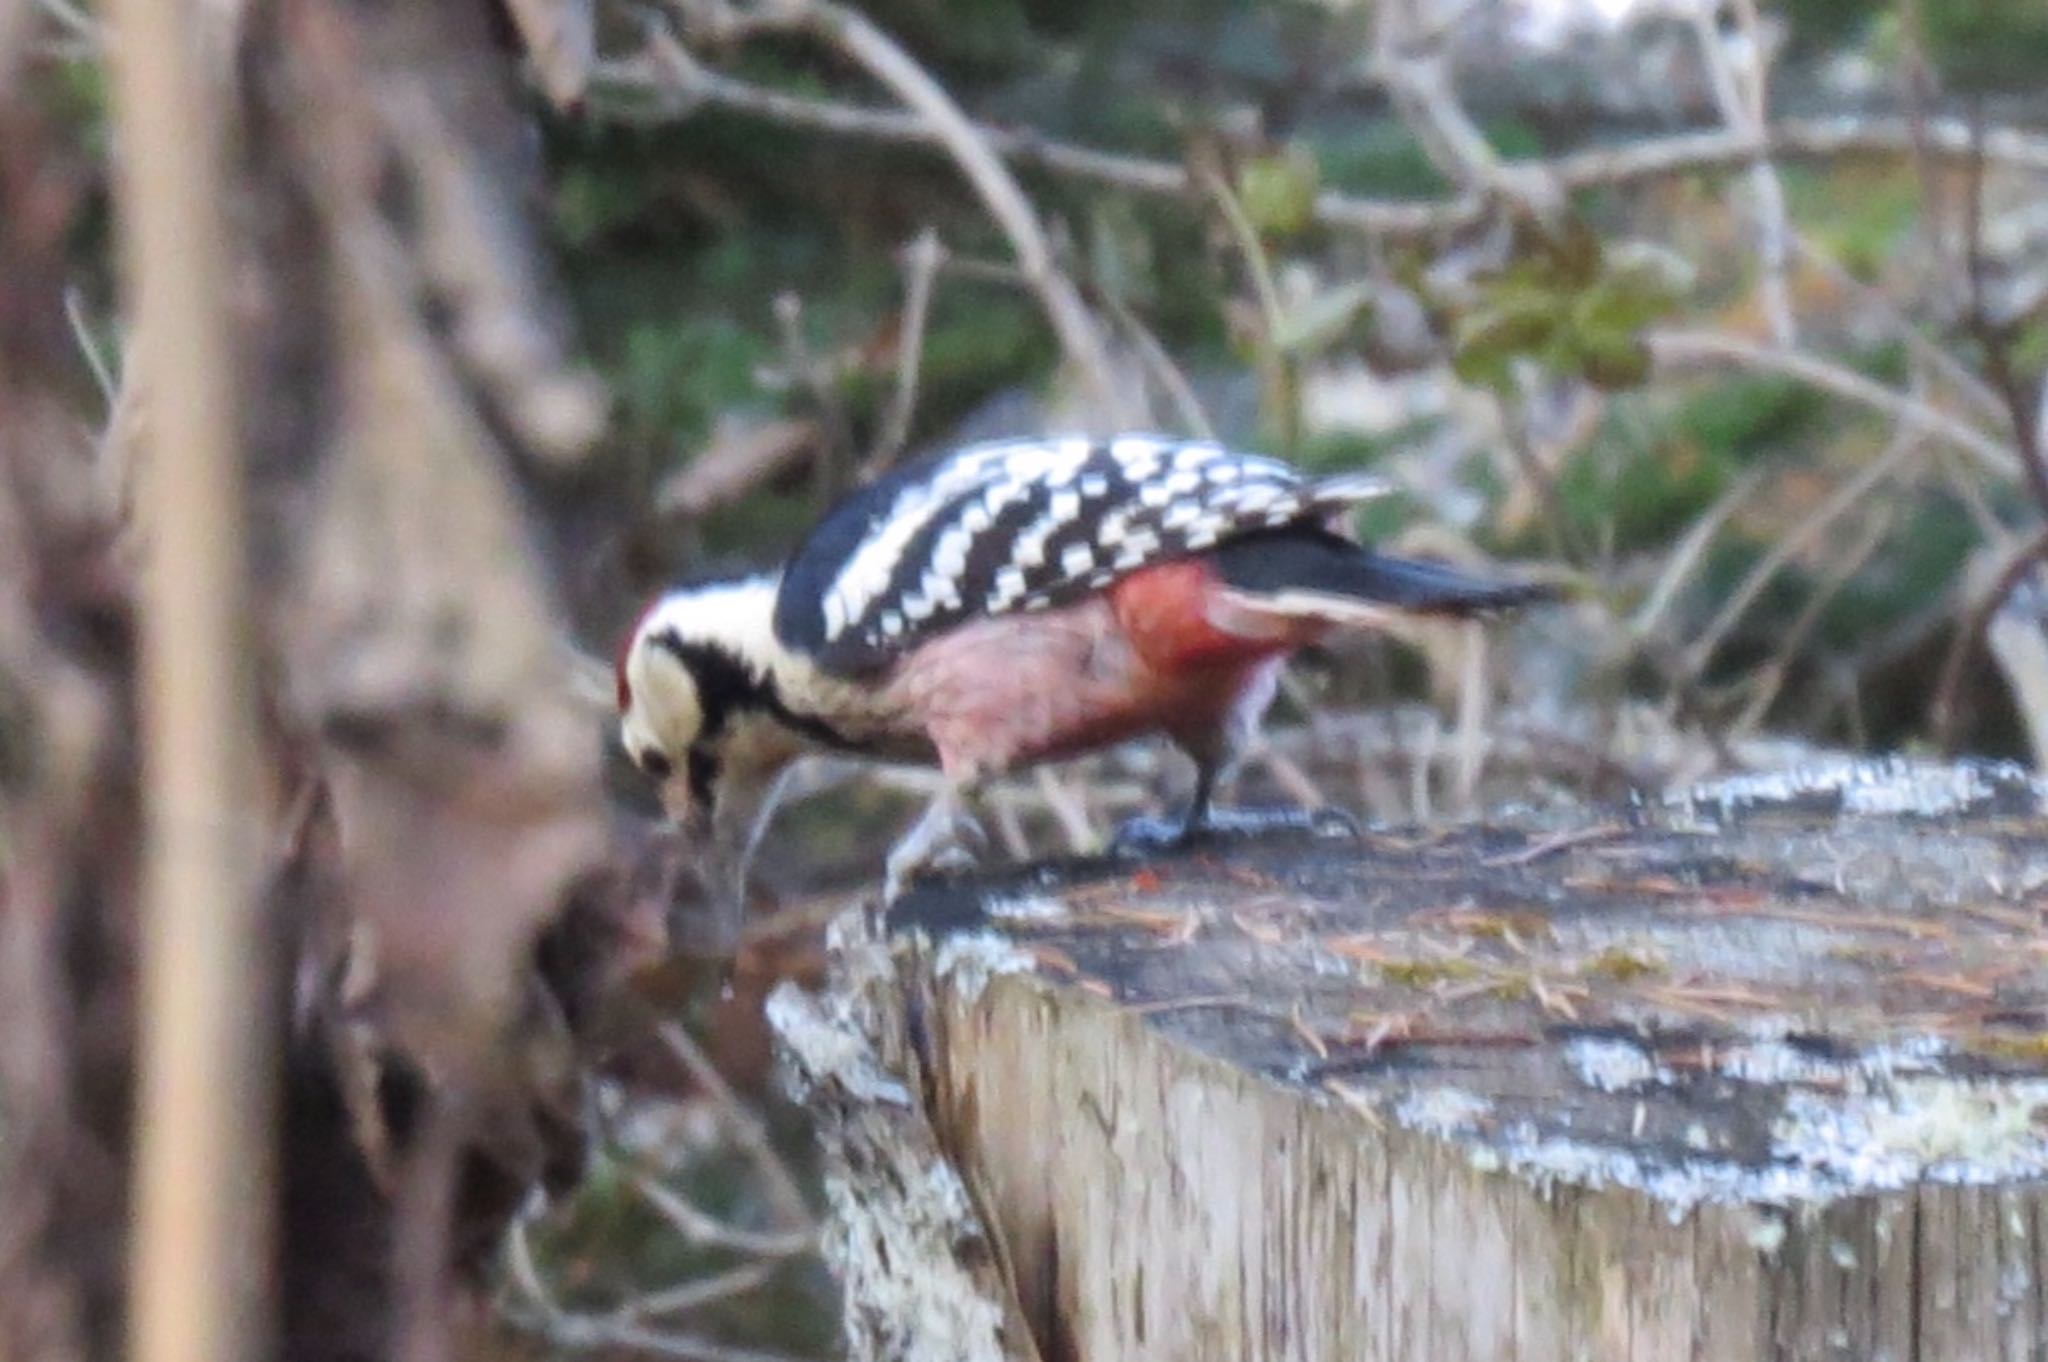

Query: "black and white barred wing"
<box><xmin>772</xmin><ymin>433</ymin><xmax>1391</xmax><ymax>675</ymax></box>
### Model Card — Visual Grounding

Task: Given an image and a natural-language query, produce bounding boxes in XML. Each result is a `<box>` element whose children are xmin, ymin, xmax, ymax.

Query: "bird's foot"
<box><xmin>883</xmin><ymin>804</ymin><xmax>988</xmax><ymax>900</ymax></box>
<box><xmin>1111</xmin><ymin>804</ymin><xmax>1359</xmax><ymax>856</ymax></box>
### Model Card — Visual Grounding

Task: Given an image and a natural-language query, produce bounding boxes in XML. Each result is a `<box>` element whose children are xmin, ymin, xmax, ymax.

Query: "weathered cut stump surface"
<box><xmin>776</xmin><ymin>758</ymin><xmax>2048</xmax><ymax>1362</ymax></box>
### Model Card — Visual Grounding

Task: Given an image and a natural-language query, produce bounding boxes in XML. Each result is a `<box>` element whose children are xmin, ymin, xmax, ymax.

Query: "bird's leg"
<box><xmin>1108</xmin><ymin>753</ymin><xmax>1219</xmax><ymax>853</ymax></box>
<box><xmin>884</xmin><ymin>777</ymin><xmax>987</xmax><ymax>900</ymax></box>
<box><xmin>1113</xmin><ymin>740</ymin><xmax>1357</xmax><ymax>856</ymax></box>
<box><xmin>1182</xmin><ymin>755</ymin><xmax>1221</xmax><ymax>837</ymax></box>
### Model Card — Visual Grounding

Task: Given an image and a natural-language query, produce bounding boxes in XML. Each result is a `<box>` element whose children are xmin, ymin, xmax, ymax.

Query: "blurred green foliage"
<box><xmin>1794</xmin><ymin>0</ymin><xmax>2048</xmax><ymax>91</ymax></box>
<box><xmin>1451</xmin><ymin>222</ymin><xmax>1686</xmax><ymax>392</ymax></box>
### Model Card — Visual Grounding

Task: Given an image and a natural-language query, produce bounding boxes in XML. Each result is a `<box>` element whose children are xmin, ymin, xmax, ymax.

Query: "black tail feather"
<box><xmin>1209</xmin><ymin>528</ymin><xmax>1557</xmax><ymax>617</ymax></box>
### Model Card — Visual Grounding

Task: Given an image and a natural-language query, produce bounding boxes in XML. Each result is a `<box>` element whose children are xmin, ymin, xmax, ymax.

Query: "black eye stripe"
<box><xmin>650</xmin><ymin>630</ymin><xmax>866</xmax><ymax>755</ymax></box>
<box><xmin>686</xmin><ymin>748</ymin><xmax>721</xmax><ymax>815</ymax></box>
<box><xmin>652</xmin><ymin>630</ymin><xmax>763</xmax><ymax>741</ymax></box>
<box><xmin>637</xmin><ymin>747</ymin><xmax>674</xmax><ymax>779</ymax></box>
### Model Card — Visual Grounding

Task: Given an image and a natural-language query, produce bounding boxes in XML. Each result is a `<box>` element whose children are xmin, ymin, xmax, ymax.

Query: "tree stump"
<box><xmin>771</xmin><ymin>757</ymin><xmax>2048</xmax><ymax>1361</ymax></box>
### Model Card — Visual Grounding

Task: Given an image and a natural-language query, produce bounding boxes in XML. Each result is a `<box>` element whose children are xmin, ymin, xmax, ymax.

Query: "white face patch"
<box><xmin>621</xmin><ymin>575</ymin><xmax>937</xmax><ymax>798</ymax></box>
<box><xmin>621</xmin><ymin>583</ymin><xmax>771</xmax><ymax>767</ymax></box>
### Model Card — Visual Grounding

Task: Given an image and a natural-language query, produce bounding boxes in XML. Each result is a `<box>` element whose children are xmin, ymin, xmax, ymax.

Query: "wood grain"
<box><xmin>785</xmin><ymin>759</ymin><xmax>2048</xmax><ymax>1360</ymax></box>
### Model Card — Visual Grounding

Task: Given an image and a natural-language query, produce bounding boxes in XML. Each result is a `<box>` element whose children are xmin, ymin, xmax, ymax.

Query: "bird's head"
<box><xmin>615</xmin><ymin>577</ymin><xmax>800</xmax><ymax>940</ymax></box>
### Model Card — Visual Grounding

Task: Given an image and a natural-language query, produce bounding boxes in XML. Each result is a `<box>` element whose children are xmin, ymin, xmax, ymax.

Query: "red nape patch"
<box><xmin>615</xmin><ymin>596</ymin><xmax>663</xmax><ymax>713</ymax></box>
<box><xmin>1110</xmin><ymin>559</ymin><xmax>1303</xmax><ymax>670</ymax></box>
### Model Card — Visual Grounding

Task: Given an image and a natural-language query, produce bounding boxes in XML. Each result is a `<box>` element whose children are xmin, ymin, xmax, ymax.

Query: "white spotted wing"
<box><xmin>771</xmin><ymin>433</ymin><xmax>1391</xmax><ymax>676</ymax></box>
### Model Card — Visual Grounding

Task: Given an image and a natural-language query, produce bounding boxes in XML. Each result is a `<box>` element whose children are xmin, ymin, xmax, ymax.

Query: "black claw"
<box><xmin>1109</xmin><ymin>813</ymin><xmax>1189</xmax><ymax>857</ymax></box>
<box><xmin>1111</xmin><ymin>804</ymin><xmax>1359</xmax><ymax>857</ymax></box>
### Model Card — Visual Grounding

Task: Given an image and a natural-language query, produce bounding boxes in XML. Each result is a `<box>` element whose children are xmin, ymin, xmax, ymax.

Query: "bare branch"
<box><xmin>621</xmin><ymin>1262</ymin><xmax>785</xmax><ymax>1323</ymax></box>
<box><xmin>1371</xmin><ymin>0</ymin><xmax>1559</xmax><ymax>217</ymax></box>
<box><xmin>1790</xmin><ymin>233</ymin><xmax>2008</xmax><ymax>428</ymax></box>
<box><xmin>1101</xmin><ymin>294</ymin><xmax>1217</xmax><ymax>440</ymax></box>
<box><xmin>1962</xmin><ymin>112</ymin><xmax>2048</xmax><ymax>520</ymax></box>
<box><xmin>770</xmin><ymin>291</ymin><xmax>855</xmax><ymax>471</ymax></box>
<box><xmin>1647</xmin><ymin>328</ymin><xmax>2019</xmax><ymax>478</ymax></box>
<box><xmin>1630</xmin><ymin>468</ymin><xmax>1767</xmax><ymax>640</ymax></box>
<box><xmin>658</xmin><ymin>1</ymin><xmax>1130</xmax><ymax>425</ymax></box>
<box><xmin>868</xmin><ymin>227</ymin><xmax>942</xmax><ymax>476</ymax></box>
<box><xmin>633</xmin><ymin>1175</ymin><xmax>813</xmax><ymax>1259</ymax></box>
<box><xmin>507</xmin><ymin>1230</ymin><xmax>811</xmax><ymax>1362</ymax></box>
<box><xmin>1450</xmin><ymin>620</ymin><xmax>1488</xmax><ymax>816</ymax></box>
<box><xmin>1930</xmin><ymin>527</ymin><xmax>2048</xmax><ymax>752</ymax></box>
<box><xmin>1031</xmin><ymin>767</ymin><xmax>1098</xmax><ymax>853</ymax></box>
<box><xmin>1682</xmin><ymin>410</ymin><xmax>1930</xmax><ymax>679</ymax></box>
<box><xmin>1196</xmin><ymin>160</ymin><xmax>1299</xmax><ymax>443</ymax></box>
<box><xmin>34</xmin><ymin>0</ymin><xmax>100</xmax><ymax>48</ymax></box>
<box><xmin>1987</xmin><ymin>579</ymin><xmax>2048</xmax><ymax>771</ymax></box>
<box><xmin>653</xmin><ymin>1023</ymin><xmax>814</xmax><ymax>1232</ymax></box>
<box><xmin>656</xmin><ymin>417</ymin><xmax>823</xmax><ymax>521</ymax></box>
<box><xmin>1689</xmin><ymin>0</ymin><xmax>1794</xmax><ymax>344</ymax></box>
<box><xmin>593</xmin><ymin>40</ymin><xmax>2048</xmax><ymax>243</ymax></box>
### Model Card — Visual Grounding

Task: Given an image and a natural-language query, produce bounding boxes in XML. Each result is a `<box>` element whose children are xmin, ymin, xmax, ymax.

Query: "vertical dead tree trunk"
<box><xmin>231</xmin><ymin>0</ymin><xmax>615</xmax><ymax>1356</ymax></box>
<box><xmin>1</xmin><ymin>3</ymin><xmax>630</xmax><ymax>1361</ymax></box>
<box><xmin>101</xmin><ymin>2</ymin><xmax>274</xmax><ymax>1360</ymax></box>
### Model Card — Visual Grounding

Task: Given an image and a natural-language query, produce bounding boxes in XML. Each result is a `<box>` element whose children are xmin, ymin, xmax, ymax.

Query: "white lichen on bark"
<box><xmin>767</xmin><ymin>912</ymin><xmax>1041</xmax><ymax>1362</ymax></box>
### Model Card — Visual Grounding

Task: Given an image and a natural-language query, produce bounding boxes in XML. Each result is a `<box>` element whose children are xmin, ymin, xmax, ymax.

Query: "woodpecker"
<box><xmin>617</xmin><ymin>433</ymin><xmax>1553</xmax><ymax>927</ymax></box>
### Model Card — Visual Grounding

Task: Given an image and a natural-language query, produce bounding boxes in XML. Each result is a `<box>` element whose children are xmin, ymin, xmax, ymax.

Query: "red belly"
<box><xmin>883</xmin><ymin>562</ymin><xmax>1303</xmax><ymax>780</ymax></box>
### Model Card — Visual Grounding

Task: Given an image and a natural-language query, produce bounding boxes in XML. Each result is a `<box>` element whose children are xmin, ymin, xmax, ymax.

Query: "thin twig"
<box><xmin>1690</xmin><ymin>0</ymin><xmax>1794</xmax><ymax>344</ymax></box>
<box><xmin>1197</xmin><ymin>160</ymin><xmax>1296</xmax><ymax>445</ymax></box>
<box><xmin>1198</xmin><ymin>162</ymin><xmax>1286</xmax><ymax>341</ymax></box>
<box><xmin>35</xmin><ymin>0</ymin><xmax>100</xmax><ymax>46</ymax></box>
<box><xmin>509</xmin><ymin>1288</ymin><xmax>810</xmax><ymax>1362</ymax></box>
<box><xmin>1648</xmin><ymin>328</ymin><xmax>2018</xmax><ymax>478</ymax></box>
<box><xmin>714</xmin><ymin>0</ymin><xmax>1129</xmax><ymax>424</ymax></box>
<box><xmin>1032</xmin><ymin>767</ymin><xmax>1098</xmax><ymax>853</ymax></box>
<box><xmin>867</xmin><ymin>227</ymin><xmax>942</xmax><ymax>476</ymax></box>
<box><xmin>1962</xmin><ymin>107</ymin><xmax>2048</xmax><ymax>518</ymax></box>
<box><xmin>1101</xmin><ymin>294</ymin><xmax>1217</xmax><ymax>440</ymax></box>
<box><xmin>1682</xmin><ymin>407</ymin><xmax>1930</xmax><ymax>679</ymax></box>
<box><xmin>594</xmin><ymin>35</ymin><xmax>2048</xmax><ymax>242</ymax></box>
<box><xmin>1450</xmin><ymin>620</ymin><xmax>1486</xmax><ymax>817</ymax></box>
<box><xmin>621</xmin><ymin>1262</ymin><xmax>784</xmax><ymax>1323</ymax></box>
<box><xmin>633</xmin><ymin>1175</ymin><xmax>813</xmax><ymax>1259</ymax></box>
<box><xmin>1897</xmin><ymin>0</ymin><xmax>1945</xmax><ymax>262</ymax></box>
<box><xmin>62</xmin><ymin>286</ymin><xmax>118</xmax><ymax>410</ymax></box>
<box><xmin>1630</xmin><ymin>467</ymin><xmax>1766</xmax><ymax>639</ymax></box>
<box><xmin>507</xmin><ymin>1212</ymin><xmax>786</xmax><ymax>1318</ymax></box>
<box><xmin>1930</xmin><ymin>445</ymin><xmax>2009</xmax><ymax>540</ymax></box>
<box><xmin>1930</xmin><ymin>526</ymin><xmax>2048</xmax><ymax>751</ymax></box>
<box><xmin>1248</xmin><ymin>739</ymin><xmax>1329</xmax><ymax>811</ymax></box>
<box><xmin>1371</xmin><ymin>0</ymin><xmax>1558</xmax><ymax>216</ymax></box>
<box><xmin>653</xmin><ymin>1023</ymin><xmax>813</xmax><ymax>1231</ymax></box>
<box><xmin>1496</xmin><ymin>388</ymin><xmax>1590</xmax><ymax>566</ymax></box>
<box><xmin>1789</xmin><ymin>234</ymin><xmax>2006</xmax><ymax>428</ymax></box>
<box><xmin>922</xmin><ymin>243</ymin><xmax>1218</xmax><ymax>440</ymax></box>
<box><xmin>770</xmin><ymin>291</ymin><xmax>855</xmax><ymax>482</ymax></box>
<box><xmin>1729</xmin><ymin>504</ymin><xmax>1897</xmax><ymax>741</ymax></box>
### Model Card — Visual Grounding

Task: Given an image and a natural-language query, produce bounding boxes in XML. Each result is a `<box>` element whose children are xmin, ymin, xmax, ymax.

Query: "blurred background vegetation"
<box><xmin>27</xmin><ymin>0</ymin><xmax>2048</xmax><ymax>1356</ymax></box>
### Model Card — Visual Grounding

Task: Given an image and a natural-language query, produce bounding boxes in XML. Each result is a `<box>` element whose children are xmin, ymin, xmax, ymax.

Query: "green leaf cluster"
<box><xmin>1452</xmin><ymin>221</ymin><xmax>1687</xmax><ymax>392</ymax></box>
